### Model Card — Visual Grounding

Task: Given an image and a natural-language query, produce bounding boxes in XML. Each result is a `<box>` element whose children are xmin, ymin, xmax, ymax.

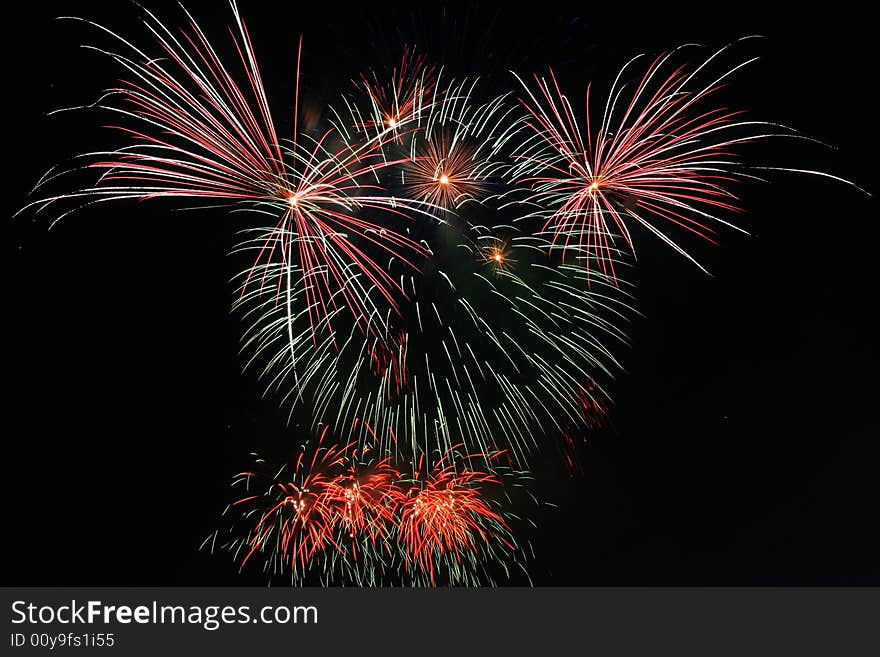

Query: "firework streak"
<box><xmin>22</xmin><ymin>3</ymin><xmax>861</xmax><ymax>585</ymax></box>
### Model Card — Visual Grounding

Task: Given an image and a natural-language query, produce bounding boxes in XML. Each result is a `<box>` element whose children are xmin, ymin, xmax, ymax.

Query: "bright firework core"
<box><xmin>481</xmin><ymin>241</ymin><xmax>515</xmax><ymax>276</ymax></box>
<box><xmin>439</xmin><ymin>173</ymin><xmax>450</xmax><ymax>185</ymax></box>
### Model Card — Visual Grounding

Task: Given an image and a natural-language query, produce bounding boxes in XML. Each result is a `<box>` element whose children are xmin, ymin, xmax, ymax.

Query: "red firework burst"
<box><xmin>323</xmin><ymin>452</ymin><xmax>401</xmax><ymax>545</ymax></box>
<box><xmin>479</xmin><ymin>238</ymin><xmax>516</xmax><ymax>276</ymax></box>
<box><xmin>395</xmin><ymin>449</ymin><xmax>514</xmax><ymax>585</ymax></box>
<box><xmin>513</xmin><ymin>50</ymin><xmax>771</xmax><ymax>276</ymax></box>
<box><xmin>232</xmin><ymin>427</ymin><xmax>410</xmax><ymax>581</ymax></box>
<box><xmin>235</xmin><ymin>429</ymin><xmax>354</xmax><ymax>573</ymax></box>
<box><xmin>29</xmin><ymin>8</ymin><xmax>434</xmax><ymax>342</ymax></box>
<box><xmin>355</xmin><ymin>45</ymin><xmax>440</xmax><ymax>135</ymax></box>
<box><xmin>405</xmin><ymin>135</ymin><xmax>491</xmax><ymax>210</ymax></box>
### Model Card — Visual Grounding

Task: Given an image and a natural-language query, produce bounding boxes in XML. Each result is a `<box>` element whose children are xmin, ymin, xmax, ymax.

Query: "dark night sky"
<box><xmin>4</xmin><ymin>1</ymin><xmax>877</xmax><ymax>585</ymax></box>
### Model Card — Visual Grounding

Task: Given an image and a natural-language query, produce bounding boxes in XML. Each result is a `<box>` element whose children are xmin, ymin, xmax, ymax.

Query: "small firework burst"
<box><xmin>346</xmin><ymin>45</ymin><xmax>440</xmax><ymax>138</ymax></box>
<box><xmin>404</xmin><ymin>136</ymin><xmax>490</xmax><ymax>209</ymax></box>
<box><xmin>398</xmin><ymin>80</ymin><xmax>522</xmax><ymax>211</ymax></box>
<box><xmin>232</xmin><ymin>443</ymin><xmax>348</xmax><ymax>581</ymax></box>
<box><xmin>323</xmin><ymin>451</ymin><xmax>401</xmax><ymax>545</ymax></box>
<box><xmin>478</xmin><ymin>237</ymin><xmax>517</xmax><ymax>276</ymax></box>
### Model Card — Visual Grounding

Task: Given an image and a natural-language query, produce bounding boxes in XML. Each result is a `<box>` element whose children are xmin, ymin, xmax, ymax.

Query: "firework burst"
<box><xmin>23</xmin><ymin>4</ymin><xmax>440</xmax><ymax>344</ymax></box>
<box><xmin>404</xmin><ymin>135</ymin><xmax>492</xmax><ymax>209</ymax></box>
<box><xmin>341</xmin><ymin>45</ymin><xmax>441</xmax><ymax>138</ymax></box>
<box><xmin>507</xmin><ymin>40</ymin><xmax>862</xmax><ymax>275</ymax></box>
<box><xmin>395</xmin><ymin>447</ymin><xmax>517</xmax><ymax>585</ymax></box>
<box><xmin>216</xmin><ymin>428</ymin><xmax>399</xmax><ymax>584</ymax></box>
<box><xmin>399</xmin><ymin>80</ymin><xmax>522</xmax><ymax>211</ymax></box>
<box><xmin>478</xmin><ymin>236</ymin><xmax>516</xmax><ymax>276</ymax></box>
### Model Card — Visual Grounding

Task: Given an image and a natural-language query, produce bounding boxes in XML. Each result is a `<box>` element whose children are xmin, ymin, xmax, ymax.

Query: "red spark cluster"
<box><xmin>231</xmin><ymin>433</ymin><xmax>514</xmax><ymax>584</ymax></box>
<box><xmin>405</xmin><ymin>136</ymin><xmax>491</xmax><ymax>210</ymax></box>
<box><xmin>396</xmin><ymin>451</ymin><xmax>514</xmax><ymax>585</ymax></box>
<box><xmin>559</xmin><ymin>381</ymin><xmax>610</xmax><ymax>477</ymax></box>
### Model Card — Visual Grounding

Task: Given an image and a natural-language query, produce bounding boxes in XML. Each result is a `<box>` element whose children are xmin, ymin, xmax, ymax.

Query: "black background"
<box><xmin>4</xmin><ymin>1</ymin><xmax>877</xmax><ymax>585</ymax></box>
